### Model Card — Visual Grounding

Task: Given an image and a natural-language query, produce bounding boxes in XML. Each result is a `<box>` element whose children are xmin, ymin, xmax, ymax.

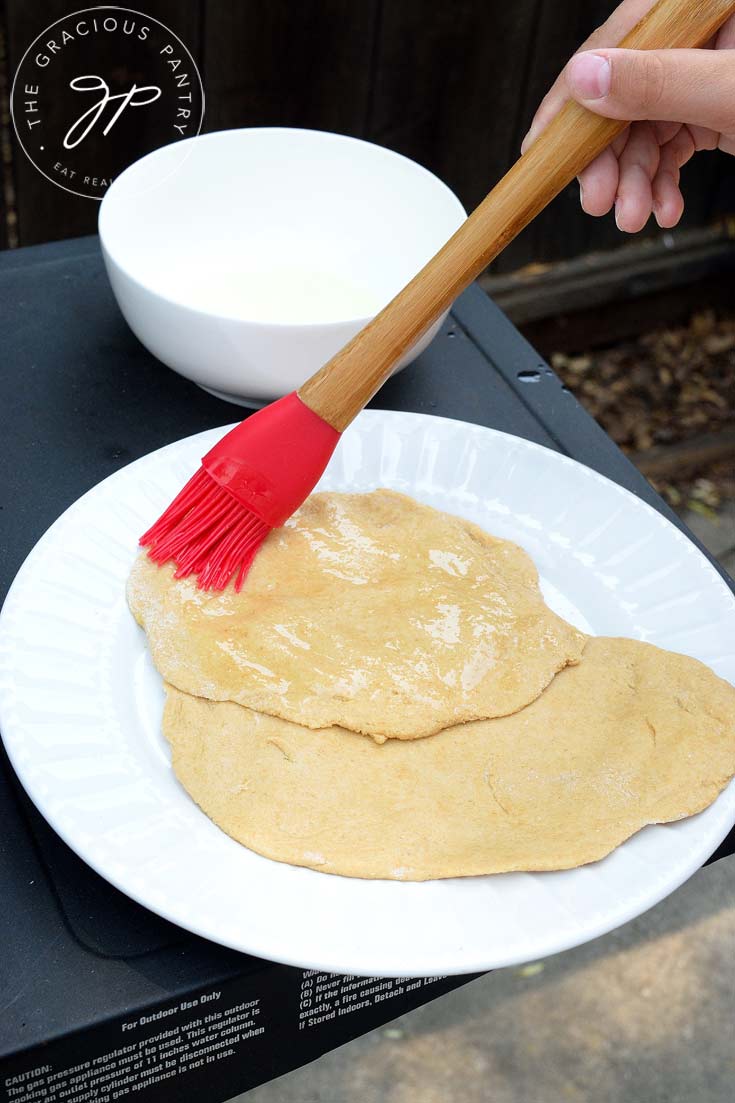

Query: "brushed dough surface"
<box><xmin>163</xmin><ymin>637</ymin><xmax>735</xmax><ymax>880</ymax></box>
<box><xmin>128</xmin><ymin>489</ymin><xmax>586</xmax><ymax>740</ymax></box>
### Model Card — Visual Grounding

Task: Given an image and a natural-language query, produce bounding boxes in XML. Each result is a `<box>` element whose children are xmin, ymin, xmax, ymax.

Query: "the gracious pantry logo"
<box><xmin>10</xmin><ymin>6</ymin><xmax>204</xmax><ymax>199</ymax></box>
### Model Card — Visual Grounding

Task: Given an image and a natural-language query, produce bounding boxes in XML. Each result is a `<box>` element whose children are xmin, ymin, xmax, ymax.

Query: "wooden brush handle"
<box><xmin>299</xmin><ymin>0</ymin><xmax>735</xmax><ymax>432</ymax></box>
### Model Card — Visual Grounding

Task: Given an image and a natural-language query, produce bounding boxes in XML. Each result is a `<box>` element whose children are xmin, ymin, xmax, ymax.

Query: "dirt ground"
<box><xmin>551</xmin><ymin>308</ymin><xmax>735</xmax><ymax>514</ymax></box>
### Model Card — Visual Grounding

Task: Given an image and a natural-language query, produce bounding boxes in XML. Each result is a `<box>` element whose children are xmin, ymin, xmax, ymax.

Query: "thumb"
<box><xmin>566</xmin><ymin>48</ymin><xmax>735</xmax><ymax>133</ymax></box>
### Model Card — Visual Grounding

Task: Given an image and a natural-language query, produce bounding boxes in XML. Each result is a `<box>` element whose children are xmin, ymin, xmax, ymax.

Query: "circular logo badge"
<box><xmin>10</xmin><ymin>6</ymin><xmax>204</xmax><ymax>200</ymax></box>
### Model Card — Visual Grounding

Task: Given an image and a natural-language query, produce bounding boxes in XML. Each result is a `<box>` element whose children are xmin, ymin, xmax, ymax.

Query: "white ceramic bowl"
<box><xmin>99</xmin><ymin>128</ymin><xmax>466</xmax><ymax>406</ymax></box>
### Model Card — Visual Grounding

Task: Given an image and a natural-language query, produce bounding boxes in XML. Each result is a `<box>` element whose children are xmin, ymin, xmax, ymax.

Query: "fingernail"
<box><xmin>614</xmin><ymin>198</ymin><xmax>622</xmax><ymax>230</ymax></box>
<box><xmin>568</xmin><ymin>53</ymin><xmax>611</xmax><ymax>100</ymax></box>
<box><xmin>521</xmin><ymin>128</ymin><xmax>534</xmax><ymax>154</ymax></box>
<box><xmin>579</xmin><ymin>182</ymin><xmax>585</xmax><ymax>209</ymax></box>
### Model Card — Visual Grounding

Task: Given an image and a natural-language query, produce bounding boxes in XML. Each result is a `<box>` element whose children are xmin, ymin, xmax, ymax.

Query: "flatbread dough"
<box><xmin>163</xmin><ymin>637</ymin><xmax>735</xmax><ymax>880</ymax></box>
<box><xmin>129</xmin><ymin>489</ymin><xmax>585</xmax><ymax>739</ymax></box>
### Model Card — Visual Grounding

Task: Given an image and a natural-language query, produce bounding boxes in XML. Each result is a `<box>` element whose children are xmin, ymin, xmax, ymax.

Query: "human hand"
<box><xmin>521</xmin><ymin>0</ymin><xmax>735</xmax><ymax>232</ymax></box>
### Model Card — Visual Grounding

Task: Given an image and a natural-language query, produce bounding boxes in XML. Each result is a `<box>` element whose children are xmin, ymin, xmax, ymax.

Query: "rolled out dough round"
<box><xmin>129</xmin><ymin>489</ymin><xmax>585</xmax><ymax>740</ymax></box>
<box><xmin>162</xmin><ymin>637</ymin><xmax>735</xmax><ymax>880</ymax></box>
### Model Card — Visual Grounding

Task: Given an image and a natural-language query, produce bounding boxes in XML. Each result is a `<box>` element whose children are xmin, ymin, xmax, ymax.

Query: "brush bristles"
<box><xmin>141</xmin><ymin>468</ymin><xmax>271</xmax><ymax>592</ymax></box>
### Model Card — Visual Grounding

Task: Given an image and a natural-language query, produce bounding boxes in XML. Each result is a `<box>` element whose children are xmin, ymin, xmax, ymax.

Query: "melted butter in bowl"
<box><xmin>99</xmin><ymin>128</ymin><xmax>466</xmax><ymax>406</ymax></box>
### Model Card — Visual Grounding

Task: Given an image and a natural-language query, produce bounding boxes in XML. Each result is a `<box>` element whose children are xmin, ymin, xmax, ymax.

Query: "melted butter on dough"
<box><xmin>162</xmin><ymin>637</ymin><xmax>735</xmax><ymax>880</ymax></box>
<box><xmin>128</xmin><ymin>489</ymin><xmax>585</xmax><ymax>740</ymax></box>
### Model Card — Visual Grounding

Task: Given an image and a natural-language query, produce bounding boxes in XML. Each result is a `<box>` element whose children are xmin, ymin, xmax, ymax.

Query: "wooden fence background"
<box><xmin>2</xmin><ymin>0</ymin><xmax>734</xmax><ymax>273</ymax></box>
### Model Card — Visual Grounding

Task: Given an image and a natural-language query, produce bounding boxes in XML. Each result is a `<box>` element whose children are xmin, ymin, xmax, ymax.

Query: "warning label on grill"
<box><xmin>4</xmin><ymin>989</ymin><xmax>263</xmax><ymax>1103</ymax></box>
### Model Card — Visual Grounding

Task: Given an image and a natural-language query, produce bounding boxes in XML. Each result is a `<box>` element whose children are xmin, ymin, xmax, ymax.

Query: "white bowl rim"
<box><xmin>98</xmin><ymin>126</ymin><xmax>467</xmax><ymax>330</ymax></box>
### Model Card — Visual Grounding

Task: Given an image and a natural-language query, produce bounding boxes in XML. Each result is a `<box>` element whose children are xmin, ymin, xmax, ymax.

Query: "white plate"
<box><xmin>1</xmin><ymin>411</ymin><xmax>735</xmax><ymax>978</ymax></box>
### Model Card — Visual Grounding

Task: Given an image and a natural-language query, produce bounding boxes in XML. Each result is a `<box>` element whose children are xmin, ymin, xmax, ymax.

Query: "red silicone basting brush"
<box><xmin>142</xmin><ymin>0</ymin><xmax>735</xmax><ymax>591</ymax></box>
